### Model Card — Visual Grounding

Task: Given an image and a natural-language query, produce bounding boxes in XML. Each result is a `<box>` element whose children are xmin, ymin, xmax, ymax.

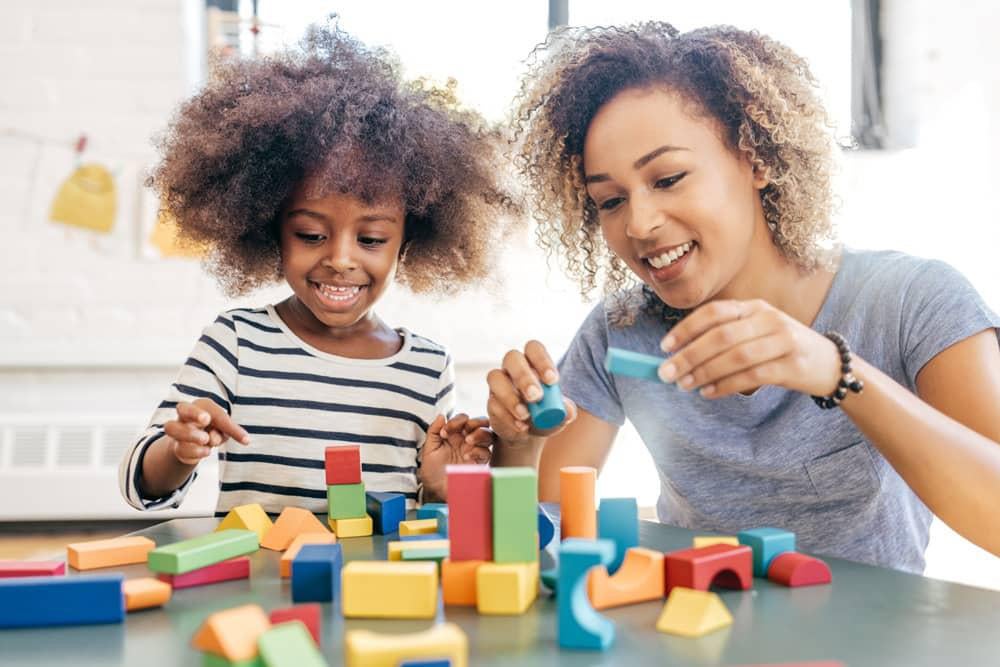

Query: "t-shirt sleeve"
<box><xmin>900</xmin><ymin>259</ymin><xmax>1000</xmax><ymax>385</ymax></box>
<box><xmin>557</xmin><ymin>303</ymin><xmax>626</xmax><ymax>426</ymax></box>
<box><xmin>118</xmin><ymin>313</ymin><xmax>240</xmax><ymax>511</ymax></box>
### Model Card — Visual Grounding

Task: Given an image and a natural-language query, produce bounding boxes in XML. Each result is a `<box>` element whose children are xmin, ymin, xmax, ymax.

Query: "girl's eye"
<box><xmin>598</xmin><ymin>196</ymin><xmax>625</xmax><ymax>212</ymax></box>
<box><xmin>295</xmin><ymin>232</ymin><xmax>325</xmax><ymax>244</ymax></box>
<box><xmin>359</xmin><ymin>237</ymin><xmax>388</xmax><ymax>247</ymax></box>
<box><xmin>654</xmin><ymin>172</ymin><xmax>686</xmax><ymax>189</ymax></box>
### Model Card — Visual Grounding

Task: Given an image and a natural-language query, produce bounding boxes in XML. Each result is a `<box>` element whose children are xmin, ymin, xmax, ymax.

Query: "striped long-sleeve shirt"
<box><xmin>118</xmin><ymin>305</ymin><xmax>455</xmax><ymax>515</ymax></box>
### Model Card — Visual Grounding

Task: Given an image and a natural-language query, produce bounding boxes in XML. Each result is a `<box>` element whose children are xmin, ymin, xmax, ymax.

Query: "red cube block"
<box><xmin>447</xmin><ymin>464</ymin><xmax>492</xmax><ymax>561</ymax></box>
<box><xmin>269</xmin><ymin>603</ymin><xmax>322</xmax><ymax>645</ymax></box>
<box><xmin>325</xmin><ymin>445</ymin><xmax>361</xmax><ymax>485</ymax></box>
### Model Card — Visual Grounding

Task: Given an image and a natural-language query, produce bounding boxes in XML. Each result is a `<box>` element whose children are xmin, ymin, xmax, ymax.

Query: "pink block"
<box><xmin>0</xmin><ymin>560</ymin><xmax>66</xmax><ymax>578</ymax></box>
<box><xmin>269</xmin><ymin>603</ymin><xmax>322</xmax><ymax>645</ymax></box>
<box><xmin>156</xmin><ymin>556</ymin><xmax>250</xmax><ymax>589</ymax></box>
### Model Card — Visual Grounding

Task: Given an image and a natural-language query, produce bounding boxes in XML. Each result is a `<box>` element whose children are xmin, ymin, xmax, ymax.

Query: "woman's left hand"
<box><xmin>658</xmin><ymin>299</ymin><xmax>842</xmax><ymax>399</ymax></box>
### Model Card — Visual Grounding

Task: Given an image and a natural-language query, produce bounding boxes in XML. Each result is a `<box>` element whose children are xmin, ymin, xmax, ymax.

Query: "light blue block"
<box><xmin>598</xmin><ymin>497</ymin><xmax>638</xmax><ymax>574</ymax></box>
<box><xmin>0</xmin><ymin>574</ymin><xmax>124</xmax><ymax>628</ymax></box>
<box><xmin>738</xmin><ymin>527</ymin><xmax>795</xmax><ymax>576</ymax></box>
<box><xmin>416</xmin><ymin>502</ymin><xmax>447</xmax><ymax>520</ymax></box>
<box><xmin>538</xmin><ymin>504</ymin><xmax>555</xmax><ymax>550</ymax></box>
<box><xmin>291</xmin><ymin>543</ymin><xmax>343</xmax><ymax>603</ymax></box>
<box><xmin>527</xmin><ymin>382</ymin><xmax>567</xmax><ymax>429</ymax></box>
<box><xmin>426</xmin><ymin>506</ymin><xmax>449</xmax><ymax>537</ymax></box>
<box><xmin>558</xmin><ymin>538</ymin><xmax>615</xmax><ymax>651</ymax></box>
<box><xmin>399</xmin><ymin>533</ymin><xmax>447</xmax><ymax>541</ymax></box>
<box><xmin>604</xmin><ymin>347</ymin><xmax>665</xmax><ymax>382</ymax></box>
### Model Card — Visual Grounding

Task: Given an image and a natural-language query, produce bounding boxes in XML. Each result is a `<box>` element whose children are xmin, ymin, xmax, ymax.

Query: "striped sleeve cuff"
<box><xmin>120</xmin><ymin>431</ymin><xmax>198</xmax><ymax>511</ymax></box>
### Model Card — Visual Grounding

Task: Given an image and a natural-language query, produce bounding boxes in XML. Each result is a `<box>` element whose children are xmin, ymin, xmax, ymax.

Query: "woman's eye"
<box><xmin>359</xmin><ymin>237</ymin><xmax>388</xmax><ymax>247</ymax></box>
<box><xmin>295</xmin><ymin>233</ymin><xmax>325</xmax><ymax>243</ymax></box>
<box><xmin>598</xmin><ymin>197</ymin><xmax>625</xmax><ymax>212</ymax></box>
<box><xmin>654</xmin><ymin>172</ymin><xmax>686</xmax><ymax>189</ymax></box>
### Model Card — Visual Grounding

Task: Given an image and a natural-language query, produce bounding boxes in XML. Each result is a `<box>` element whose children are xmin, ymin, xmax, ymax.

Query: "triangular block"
<box><xmin>191</xmin><ymin>604</ymin><xmax>270</xmax><ymax>661</ymax></box>
<box><xmin>261</xmin><ymin>507</ymin><xmax>329</xmax><ymax>551</ymax></box>
<box><xmin>216</xmin><ymin>504</ymin><xmax>273</xmax><ymax>542</ymax></box>
<box><xmin>656</xmin><ymin>587</ymin><xmax>732</xmax><ymax>638</ymax></box>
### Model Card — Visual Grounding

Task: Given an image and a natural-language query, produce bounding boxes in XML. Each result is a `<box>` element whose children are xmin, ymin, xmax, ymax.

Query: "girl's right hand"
<box><xmin>486</xmin><ymin>340</ymin><xmax>578</xmax><ymax>445</ymax></box>
<box><xmin>164</xmin><ymin>399</ymin><xmax>251</xmax><ymax>465</ymax></box>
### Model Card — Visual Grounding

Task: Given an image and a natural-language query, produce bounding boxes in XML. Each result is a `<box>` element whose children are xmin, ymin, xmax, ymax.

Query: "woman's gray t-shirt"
<box><xmin>558</xmin><ymin>249</ymin><xmax>1000</xmax><ymax>573</ymax></box>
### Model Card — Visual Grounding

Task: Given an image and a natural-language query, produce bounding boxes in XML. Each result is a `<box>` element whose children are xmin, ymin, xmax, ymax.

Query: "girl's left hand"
<box><xmin>658</xmin><ymin>299</ymin><xmax>842</xmax><ymax>399</ymax></box>
<box><xmin>419</xmin><ymin>413</ymin><xmax>495</xmax><ymax>500</ymax></box>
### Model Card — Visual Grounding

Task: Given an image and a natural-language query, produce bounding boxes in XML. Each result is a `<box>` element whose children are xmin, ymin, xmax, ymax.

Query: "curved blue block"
<box><xmin>558</xmin><ymin>538</ymin><xmax>615</xmax><ymax>651</ymax></box>
<box><xmin>598</xmin><ymin>497</ymin><xmax>638</xmax><ymax>574</ymax></box>
<box><xmin>538</xmin><ymin>505</ymin><xmax>555</xmax><ymax>550</ymax></box>
<box><xmin>528</xmin><ymin>383</ymin><xmax>567</xmax><ymax>430</ymax></box>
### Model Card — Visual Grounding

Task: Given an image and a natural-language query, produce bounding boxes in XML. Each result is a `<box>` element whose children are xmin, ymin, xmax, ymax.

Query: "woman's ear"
<box><xmin>751</xmin><ymin>162</ymin><xmax>770</xmax><ymax>190</ymax></box>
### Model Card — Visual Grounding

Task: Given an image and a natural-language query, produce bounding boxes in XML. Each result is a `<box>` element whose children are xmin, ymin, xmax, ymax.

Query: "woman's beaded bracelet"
<box><xmin>812</xmin><ymin>331</ymin><xmax>864</xmax><ymax>409</ymax></box>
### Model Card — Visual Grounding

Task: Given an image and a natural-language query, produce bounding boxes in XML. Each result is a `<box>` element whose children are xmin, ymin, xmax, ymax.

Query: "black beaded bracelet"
<box><xmin>812</xmin><ymin>331</ymin><xmax>864</xmax><ymax>409</ymax></box>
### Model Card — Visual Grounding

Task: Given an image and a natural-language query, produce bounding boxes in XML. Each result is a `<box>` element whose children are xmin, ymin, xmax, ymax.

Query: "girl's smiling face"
<box><xmin>279</xmin><ymin>181</ymin><xmax>405</xmax><ymax>336</ymax></box>
<box><xmin>583</xmin><ymin>86</ymin><xmax>771</xmax><ymax>310</ymax></box>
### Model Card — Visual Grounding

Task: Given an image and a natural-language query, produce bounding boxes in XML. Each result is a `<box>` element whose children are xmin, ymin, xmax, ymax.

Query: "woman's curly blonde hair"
<box><xmin>512</xmin><ymin>22</ymin><xmax>838</xmax><ymax>321</ymax></box>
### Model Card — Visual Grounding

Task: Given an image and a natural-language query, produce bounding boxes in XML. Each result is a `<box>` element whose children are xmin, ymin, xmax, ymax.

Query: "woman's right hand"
<box><xmin>164</xmin><ymin>399</ymin><xmax>250</xmax><ymax>465</ymax></box>
<box><xmin>486</xmin><ymin>340</ymin><xmax>577</xmax><ymax>446</ymax></box>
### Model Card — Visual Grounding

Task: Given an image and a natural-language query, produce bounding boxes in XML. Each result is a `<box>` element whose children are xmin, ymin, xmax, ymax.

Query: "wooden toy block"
<box><xmin>560</xmin><ymin>467</ymin><xmax>597</xmax><ymax>540</ymax></box>
<box><xmin>538</xmin><ymin>505</ymin><xmax>555</xmax><ymax>549</ymax></box>
<box><xmin>767</xmin><ymin>552</ymin><xmax>832</xmax><ymax>587</ymax></box>
<box><xmin>388</xmin><ymin>539</ymin><xmax>450</xmax><ymax>561</ymax></box>
<box><xmin>447</xmin><ymin>464</ymin><xmax>492</xmax><ymax>561</ymax></box>
<box><xmin>401</xmin><ymin>533</ymin><xmax>445</xmax><ymax>541</ymax></box>
<box><xmin>66</xmin><ymin>535</ymin><xmax>156</xmax><ymax>570</ymax></box>
<box><xmin>491</xmin><ymin>467</ymin><xmax>538</xmax><ymax>563</ymax></box>
<box><xmin>664</xmin><ymin>543</ymin><xmax>753</xmax><ymax>594</ymax></box>
<box><xmin>527</xmin><ymin>382</ymin><xmax>566</xmax><ymax>429</ymax></box>
<box><xmin>367</xmin><ymin>491</ymin><xmax>406</xmax><ymax>535</ymax></box>
<box><xmin>216</xmin><ymin>503</ymin><xmax>273</xmax><ymax>542</ymax></box>
<box><xmin>399</xmin><ymin>518</ymin><xmax>438</xmax><ymax>537</ymax></box>
<box><xmin>426</xmin><ymin>506</ymin><xmax>449</xmax><ymax>537</ymax></box>
<box><xmin>258</xmin><ymin>620</ymin><xmax>326</xmax><ymax>667</ymax></box>
<box><xmin>291</xmin><ymin>543</ymin><xmax>343</xmax><ymax>603</ymax></box>
<box><xmin>157</xmin><ymin>556</ymin><xmax>250</xmax><ymax>589</ymax></box>
<box><xmin>587</xmin><ymin>546</ymin><xmax>665</xmax><ymax>610</ymax></box>
<box><xmin>341</xmin><ymin>561</ymin><xmax>438</xmax><ymax>619</ymax></box>
<box><xmin>192</xmin><ymin>603</ymin><xmax>270</xmax><ymax>661</ymax></box>
<box><xmin>738</xmin><ymin>527</ymin><xmax>795</xmax><ymax>577</ymax></box>
<box><xmin>597</xmin><ymin>497</ymin><xmax>638</xmax><ymax>573</ymax></box>
<box><xmin>693</xmin><ymin>536</ymin><xmax>740</xmax><ymax>549</ymax></box>
<box><xmin>558</xmin><ymin>538</ymin><xmax>615</xmax><ymax>650</ymax></box>
<box><xmin>0</xmin><ymin>573</ymin><xmax>124</xmax><ymax>627</ymax></box>
<box><xmin>325</xmin><ymin>445</ymin><xmax>361</xmax><ymax>485</ymax></box>
<box><xmin>476</xmin><ymin>561</ymin><xmax>539</xmax><ymax>615</ymax></box>
<box><xmin>123</xmin><ymin>577</ymin><xmax>172</xmax><ymax>611</ymax></box>
<box><xmin>280</xmin><ymin>533</ymin><xmax>337</xmax><ymax>578</ymax></box>
<box><xmin>329</xmin><ymin>514</ymin><xmax>373</xmax><ymax>538</ymax></box>
<box><xmin>540</xmin><ymin>567</ymin><xmax>558</xmax><ymax>593</ymax></box>
<box><xmin>416</xmin><ymin>502</ymin><xmax>447</xmax><ymax>519</ymax></box>
<box><xmin>402</xmin><ymin>545</ymin><xmax>449</xmax><ymax>567</ymax></box>
<box><xmin>269</xmin><ymin>603</ymin><xmax>321</xmax><ymax>645</ymax></box>
<box><xmin>327</xmin><ymin>482</ymin><xmax>367</xmax><ymax>519</ymax></box>
<box><xmin>604</xmin><ymin>347</ymin><xmax>665</xmax><ymax>381</ymax></box>
<box><xmin>655</xmin><ymin>586</ymin><xmax>732</xmax><ymax>637</ymax></box>
<box><xmin>398</xmin><ymin>661</ymin><xmax>452</xmax><ymax>667</ymax></box>
<box><xmin>0</xmin><ymin>560</ymin><xmax>65</xmax><ymax>577</ymax></box>
<box><xmin>344</xmin><ymin>622</ymin><xmax>467</xmax><ymax>667</ymax></box>
<box><xmin>441</xmin><ymin>558</ymin><xmax>483</xmax><ymax>606</ymax></box>
<box><xmin>201</xmin><ymin>653</ymin><xmax>263</xmax><ymax>667</ymax></box>
<box><xmin>260</xmin><ymin>507</ymin><xmax>329</xmax><ymax>551</ymax></box>
<box><xmin>148</xmin><ymin>529</ymin><xmax>259</xmax><ymax>575</ymax></box>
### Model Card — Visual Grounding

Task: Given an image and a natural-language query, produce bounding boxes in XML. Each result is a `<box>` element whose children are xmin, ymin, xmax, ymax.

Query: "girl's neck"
<box><xmin>275</xmin><ymin>296</ymin><xmax>402</xmax><ymax>359</ymax></box>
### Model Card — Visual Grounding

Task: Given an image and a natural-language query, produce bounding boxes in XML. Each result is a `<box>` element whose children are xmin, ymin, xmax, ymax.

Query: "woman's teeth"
<box><xmin>317</xmin><ymin>284</ymin><xmax>361</xmax><ymax>301</ymax></box>
<box><xmin>648</xmin><ymin>242</ymin><xmax>694</xmax><ymax>269</ymax></box>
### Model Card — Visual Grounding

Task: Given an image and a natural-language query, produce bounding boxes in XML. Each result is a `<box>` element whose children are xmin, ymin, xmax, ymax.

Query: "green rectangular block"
<box><xmin>202</xmin><ymin>652</ymin><xmax>263</xmax><ymax>667</ymax></box>
<box><xmin>258</xmin><ymin>621</ymin><xmax>326</xmax><ymax>667</ymax></box>
<box><xmin>327</xmin><ymin>482</ymin><xmax>366</xmax><ymax>519</ymax></box>
<box><xmin>492</xmin><ymin>467</ymin><xmax>538</xmax><ymax>562</ymax></box>
<box><xmin>401</xmin><ymin>546</ymin><xmax>448</xmax><ymax>565</ymax></box>
<box><xmin>147</xmin><ymin>529</ymin><xmax>258</xmax><ymax>575</ymax></box>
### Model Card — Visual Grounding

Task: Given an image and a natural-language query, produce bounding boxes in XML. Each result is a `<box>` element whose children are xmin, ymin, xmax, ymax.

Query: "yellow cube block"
<box><xmin>216</xmin><ymin>504</ymin><xmax>273</xmax><ymax>542</ymax></box>
<box><xmin>329</xmin><ymin>514</ymin><xmax>373</xmax><ymax>538</ymax></box>
<box><xmin>692</xmin><ymin>536</ymin><xmax>740</xmax><ymax>549</ymax></box>
<box><xmin>656</xmin><ymin>587</ymin><xmax>732</xmax><ymax>638</ymax></box>
<box><xmin>345</xmin><ymin>622</ymin><xmax>467</xmax><ymax>667</ymax></box>
<box><xmin>398</xmin><ymin>518</ymin><xmax>438</xmax><ymax>536</ymax></box>
<box><xmin>476</xmin><ymin>561</ymin><xmax>539</xmax><ymax>615</ymax></box>
<box><xmin>387</xmin><ymin>539</ymin><xmax>449</xmax><ymax>561</ymax></box>
<box><xmin>342</xmin><ymin>561</ymin><xmax>438</xmax><ymax>619</ymax></box>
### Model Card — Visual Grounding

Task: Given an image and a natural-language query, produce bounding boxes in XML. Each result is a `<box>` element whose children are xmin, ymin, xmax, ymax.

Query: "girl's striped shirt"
<box><xmin>118</xmin><ymin>305</ymin><xmax>454</xmax><ymax>515</ymax></box>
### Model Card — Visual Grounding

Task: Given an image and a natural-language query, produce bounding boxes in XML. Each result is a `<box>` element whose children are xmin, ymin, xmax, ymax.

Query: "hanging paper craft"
<box><xmin>149</xmin><ymin>207</ymin><xmax>206</xmax><ymax>259</ymax></box>
<box><xmin>49</xmin><ymin>163</ymin><xmax>117</xmax><ymax>233</ymax></box>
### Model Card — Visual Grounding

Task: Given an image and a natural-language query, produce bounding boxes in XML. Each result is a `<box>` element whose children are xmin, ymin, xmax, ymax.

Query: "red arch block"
<box><xmin>767</xmin><ymin>552</ymin><xmax>832</xmax><ymax>587</ymax></box>
<box><xmin>664</xmin><ymin>543</ymin><xmax>753</xmax><ymax>595</ymax></box>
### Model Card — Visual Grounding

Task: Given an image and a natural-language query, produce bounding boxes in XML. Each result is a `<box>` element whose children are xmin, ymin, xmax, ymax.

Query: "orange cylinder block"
<box><xmin>560</xmin><ymin>466</ymin><xmax>597</xmax><ymax>540</ymax></box>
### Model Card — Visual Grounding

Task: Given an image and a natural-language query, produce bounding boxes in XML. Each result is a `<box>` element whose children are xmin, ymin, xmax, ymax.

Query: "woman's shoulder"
<box><xmin>836</xmin><ymin>247</ymin><xmax>970</xmax><ymax>298</ymax></box>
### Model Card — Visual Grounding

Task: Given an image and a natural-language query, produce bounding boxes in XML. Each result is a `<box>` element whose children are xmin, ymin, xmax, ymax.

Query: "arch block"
<box><xmin>558</xmin><ymin>538</ymin><xmax>615</xmax><ymax>651</ymax></box>
<box><xmin>587</xmin><ymin>546</ymin><xmax>665</xmax><ymax>610</ymax></box>
<box><xmin>664</xmin><ymin>543</ymin><xmax>753</xmax><ymax>595</ymax></box>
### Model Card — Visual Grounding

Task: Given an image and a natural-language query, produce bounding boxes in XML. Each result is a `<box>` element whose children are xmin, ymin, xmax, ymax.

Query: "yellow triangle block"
<box><xmin>261</xmin><ymin>507</ymin><xmax>329</xmax><ymax>551</ymax></box>
<box><xmin>656</xmin><ymin>587</ymin><xmax>732</xmax><ymax>638</ymax></box>
<box><xmin>216</xmin><ymin>504</ymin><xmax>273</xmax><ymax>542</ymax></box>
<box><xmin>191</xmin><ymin>604</ymin><xmax>270</xmax><ymax>661</ymax></box>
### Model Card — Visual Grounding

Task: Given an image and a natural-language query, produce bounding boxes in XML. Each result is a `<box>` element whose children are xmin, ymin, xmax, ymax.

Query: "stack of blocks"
<box><xmin>325</xmin><ymin>445</ymin><xmax>373</xmax><ymax>538</ymax></box>
<box><xmin>441</xmin><ymin>464</ymin><xmax>540</xmax><ymax>615</ymax></box>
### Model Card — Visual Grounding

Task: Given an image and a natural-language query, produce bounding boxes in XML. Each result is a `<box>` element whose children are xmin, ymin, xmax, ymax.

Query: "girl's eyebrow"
<box><xmin>285</xmin><ymin>209</ymin><xmax>401</xmax><ymax>224</ymax></box>
<box><xmin>584</xmin><ymin>144</ymin><xmax>690</xmax><ymax>184</ymax></box>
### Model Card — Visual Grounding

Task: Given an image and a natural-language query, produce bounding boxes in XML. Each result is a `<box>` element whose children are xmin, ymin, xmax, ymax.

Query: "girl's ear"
<box><xmin>751</xmin><ymin>162</ymin><xmax>770</xmax><ymax>190</ymax></box>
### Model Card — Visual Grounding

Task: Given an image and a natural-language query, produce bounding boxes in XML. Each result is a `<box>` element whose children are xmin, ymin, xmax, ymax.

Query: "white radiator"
<box><xmin>0</xmin><ymin>415</ymin><xmax>218</xmax><ymax>520</ymax></box>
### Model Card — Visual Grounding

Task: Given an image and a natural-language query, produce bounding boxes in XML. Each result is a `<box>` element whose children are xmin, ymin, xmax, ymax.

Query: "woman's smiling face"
<box><xmin>583</xmin><ymin>86</ymin><xmax>770</xmax><ymax>310</ymax></box>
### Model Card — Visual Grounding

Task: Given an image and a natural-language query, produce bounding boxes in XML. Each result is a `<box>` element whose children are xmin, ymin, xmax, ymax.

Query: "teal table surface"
<box><xmin>2</xmin><ymin>516</ymin><xmax>1000</xmax><ymax>666</ymax></box>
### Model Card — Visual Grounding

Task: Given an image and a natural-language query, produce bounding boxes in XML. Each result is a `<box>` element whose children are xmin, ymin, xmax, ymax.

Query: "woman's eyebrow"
<box><xmin>584</xmin><ymin>144</ymin><xmax>690</xmax><ymax>184</ymax></box>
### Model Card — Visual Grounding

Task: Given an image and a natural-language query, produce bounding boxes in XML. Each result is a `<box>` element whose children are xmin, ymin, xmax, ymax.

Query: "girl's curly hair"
<box><xmin>512</xmin><ymin>22</ymin><xmax>838</xmax><ymax>321</ymax></box>
<box><xmin>150</xmin><ymin>21</ymin><xmax>518</xmax><ymax>296</ymax></box>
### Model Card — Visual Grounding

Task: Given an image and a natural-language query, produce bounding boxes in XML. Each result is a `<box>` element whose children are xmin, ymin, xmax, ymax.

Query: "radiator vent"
<box><xmin>55</xmin><ymin>426</ymin><xmax>94</xmax><ymax>467</ymax></box>
<box><xmin>11</xmin><ymin>426</ymin><xmax>47</xmax><ymax>467</ymax></box>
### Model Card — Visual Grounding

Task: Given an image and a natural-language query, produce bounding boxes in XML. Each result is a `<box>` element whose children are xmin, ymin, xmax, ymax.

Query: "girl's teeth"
<box><xmin>318</xmin><ymin>284</ymin><xmax>361</xmax><ymax>301</ymax></box>
<box><xmin>649</xmin><ymin>242</ymin><xmax>693</xmax><ymax>269</ymax></box>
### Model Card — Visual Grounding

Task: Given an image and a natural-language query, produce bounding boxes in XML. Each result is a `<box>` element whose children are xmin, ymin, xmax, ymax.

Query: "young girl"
<box><xmin>119</xmin><ymin>24</ymin><xmax>514</xmax><ymax>515</ymax></box>
<box><xmin>488</xmin><ymin>23</ymin><xmax>1000</xmax><ymax>572</ymax></box>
